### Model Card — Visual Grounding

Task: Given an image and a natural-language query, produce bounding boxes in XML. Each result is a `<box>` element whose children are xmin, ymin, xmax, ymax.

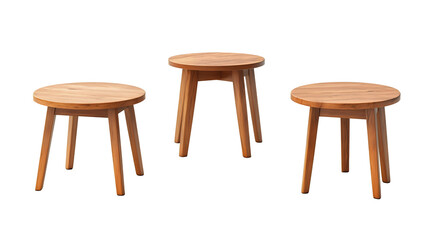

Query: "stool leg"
<box><xmin>341</xmin><ymin>118</ymin><xmax>350</xmax><ymax>172</ymax></box>
<box><xmin>245</xmin><ymin>69</ymin><xmax>262</xmax><ymax>143</ymax></box>
<box><xmin>366</xmin><ymin>108</ymin><xmax>381</xmax><ymax>199</ymax></box>
<box><xmin>66</xmin><ymin>116</ymin><xmax>78</xmax><ymax>170</ymax></box>
<box><xmin>302</xmin><ymin>107</ymin><xmax>320</xmax><ymax>193</ymax></box>
<box><xmin>179</xmin><ymin>70</ymin><xmax>198</xmax><ymax>157</ymax></box>
<box><xmin>35</xmin><ymin>107</ymin><xmax>56</xmax><ymax>191</ymax></box>
<box><xmin>125</xmin><ymin>105</ymin><xmax>144</xmax><ymax>176</ymax></box>
<box><xmin>377</xmin><ymin>107</ymin><xmax>391</xmax><ymax>183</ymax></box>
<box><xmin>108</xmin><ymin>109</ymin><xmax>125</xmax><ymax>195</ymax></box>
<box><xmin>233</xmin><ymin>70</ymin><xmax>251</xmax><ymax>158</ymax></box>
<box><xmin>175</xmin><ymin>69</ymin><xmax>188</xmax><ymax>143</ymax></box>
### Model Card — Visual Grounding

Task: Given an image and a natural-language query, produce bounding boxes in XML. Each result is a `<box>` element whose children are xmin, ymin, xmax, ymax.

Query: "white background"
<box><xmin>0</xmin><ymin>0</ymin><xmax>428</xmax><ymax>239</ymax></box>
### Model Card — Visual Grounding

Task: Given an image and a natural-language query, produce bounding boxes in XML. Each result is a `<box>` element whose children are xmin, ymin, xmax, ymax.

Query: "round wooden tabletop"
<box><xmin>291</xmin><ymin>82</ymin><xmax>400</xmax><ymax>109</ymax></box>
<box><xmin>34</xmin><ymin>82</ymin><xmax>146</xmax><ymax>110</ymax></box>
<box><xmin>168</xmin><ymin>52</ymin><xmax>265</xmax><ymax>71</ymax></box>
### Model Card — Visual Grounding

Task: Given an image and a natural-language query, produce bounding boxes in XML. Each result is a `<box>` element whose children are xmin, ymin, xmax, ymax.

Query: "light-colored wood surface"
<box><xmin>66</xmin><ymin>116</ymin><xmax>78</xmax><ymax>170</ymax></box>
<box><xmin>34</xmin><ymin>82</ymin><xmax>146</xmax><ymax>110</ymax></box>
<box><xmin>291</xmin><ymin>82</ymin><xmax>400</xmax><ymax>110</ymax></box>
<box><xmin>35</xmin><ymin>107</ymin><xmax>56</xmax><ymax>191</ymax></box>
<box><xmin>179</xmin><ymin>70</ymin><xmax>198</xmax><ymax>157</ymax></box>
<box><xmin>341</xmin><ymin>118</ymin><xmax>349</xmax><ymax>172</ymax></box>
<box><xmin>377</xmin><ymin>107</ymin><xmax>391</xmax><ymax>183</ymax></box>
<box><xmin>302</xmin><ymin>107</ymin><xmax>320</xmax><ymax>193</ymax></box>
<box><xmin>245</xmin><ymin>69</ymin><xmax>262</xmax><ymax>143</ymax></box>
<box><xmin>169</xmin><ymin>52</ymin><xmax>265</xmax><ymax>71</ymax></box>
<box><xmin>366</xmin><ymin>108</ymin><xmax>381</xmax><ymax>199</ymax></box>
<box><xmin>108</xmin><ymin>108</ymin><xmax>125</xmax><ymax>196</ymax></box>
<box><xmin>232</xmin><ymin>70</ymin><xmax>251</xmax><ymax>158</ymax></box>
<box><xmin>125</xmin><ymin>106</ymin><xmax>144</xmax><ymax>176</ymax></box>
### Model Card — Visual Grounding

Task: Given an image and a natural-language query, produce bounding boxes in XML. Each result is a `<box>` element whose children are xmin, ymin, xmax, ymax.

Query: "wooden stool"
<box><xmin>291</xmin><ymin>82</ymin><xmax>400</xmax><ymax>199</ymax></box>
<box><xmin>33</xmin><ymin>82</ymin><xmax>146</xmax><ymax>195</ymax></box>
<box><xmin>169</xmin><ymin>52</ymin><xmax>265</xmax><ymax>158</ymax></box>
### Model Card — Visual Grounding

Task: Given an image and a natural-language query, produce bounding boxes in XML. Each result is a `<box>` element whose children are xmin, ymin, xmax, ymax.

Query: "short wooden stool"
<box><xmin>291</xmin><ymin>82</ymin><xmax>400</xmax><ymax>199</ymax></box>
<box><xmin>33</xmin><ymin>82</ymin><xmax>145</xmax><ymax>195</ymax></box>
<box><xmin>169</xmin><ymin>52</ymin><xmax>265</xmax><ymax>158</ymax></box>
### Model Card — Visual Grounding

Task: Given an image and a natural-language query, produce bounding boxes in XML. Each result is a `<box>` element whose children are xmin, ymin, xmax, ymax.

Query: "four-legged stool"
<box><xmin>33</xmin><ymin>82</ymin><xmax>146</xmax><ymax>195</ymax></box>
<box><xmin>291</xmin><ymin>82</ymin><xmax>400</xmax><ymax>199</ymax></box>
<box><xmin>169</xmin><ymin>52</ymin><xmax>265</xmax><ymax>158</ymax></box>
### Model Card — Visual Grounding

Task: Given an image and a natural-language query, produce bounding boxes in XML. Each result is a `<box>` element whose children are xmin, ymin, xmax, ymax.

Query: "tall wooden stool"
<box><xmin>33</xmin><ymin>82</ymin><xmax>145</xmax><ymax>195</ymax></box>
<box><xmin>291</xmin><ymin>82</ymin><xmax>400</xmax><ymax>199</ymax></box>
<box><xmin>169</xmin><ymin>52</ymin><xmax>265</xmax><ymax>158</ymax></box>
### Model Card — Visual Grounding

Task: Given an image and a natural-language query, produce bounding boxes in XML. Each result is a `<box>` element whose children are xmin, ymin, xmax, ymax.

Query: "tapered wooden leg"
<box><xmin>125</xmin><ymin>105</ymin><xmax>144</xmax><ymax>176</ymax></box>
<box><xmin>66</xmin><ymin>116</ymin><xmax>78</xmax><ymax>170</ymax></box>
<box><xmin>377</xmin><ymin>107</ymin><xmax>390</xmax><ymax>183</ymax></box>
<box><xmin>108</xmin><ymin>108</ymin><xmax>125</xmax><ymax>195</ymax></box>
<box><xmin>175</xmin><ymin>69</ymin><xmax>188</xmax><ymax>143</ymax></box>
<box><xmin>245</xmin><ymin>69</ymin><xmax>262</xmax><ymax>143</ymax></box>
<box><xmin>301</xmin><ymin>107</ymin><xmax>320</xmax><ymax>193</ymax></box>
<box><xmin>233</xmin><ymin>70</ymin><xmax>251</xmax><ymax>158</ymax></box>
<box><xmin>341</xmin><ymin>118</ymin><xmax>350</xmax><ymax>172</ymax></box>
<box><xmin>35</xmin><ymin>107</ymin><xmax>56</xmax><ymax>191</ymax></box>
<box><xmin>188</xmin><ymin>74</ymin><xmax>198</xmax><ymax>136</ymax></box>
<box><xmin>366</xmin><ymin>108</ymin><xmax>381</xmax><ymax>199</ymax></box>
<box><xmin>179</xmin><ymin>70</ymin><xmax>198</xmax><ymax>157</ymax></box>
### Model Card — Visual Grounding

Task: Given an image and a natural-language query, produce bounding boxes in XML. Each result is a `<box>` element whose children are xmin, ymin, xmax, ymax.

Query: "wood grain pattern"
<box><xmin>245</xmin><ymin>69</ymin><xmax>262</xmax><ymax>142</ymax></box>
<box><xmin>175</xmin><ymin>69</ymin><xmax>188</xmax><ymax>143</ymax></box>
<box><xmin>55</xmin><ymin>108</ymin><xmax>109</xmax><ymax>118</ymax></box>
<box><xmin>35</xmin><ymin>107</ymin><xmax>56</xmax><ymax>191</ymax></box>
<box><xmin>108</xmin><ymin>108</ymin><xmax>125</xmax><ymax>196</ymax></box>
<box><xmin>302</xmin><ymin>107</ymin><xmax>320</xmax><ymax>193</ymax></box>
<box><xmin>179</xmin><ymin>70</ymin><xmax>198</xmax><ymax>157</ymax></box>
<box><xmin>341</xmin><ymin>118</ymin><xmax>349</xmax><ymax>172</ymax></box>
<box><xmin>197</xmin><ymin>71</ymin><xmax>234</xmax><ymax>81</ymax></box>
<box><xmin>293</xmin><ymin>82</ymin><xmax>399</xmax><ymax>199</ymax></box>
<box><xmin>233</xmin><ymin>70</ymin><xmax>251</xmax><ymax>157</ymax></box>
<box><xmin>34</xmin><ymin>82</ymin><xmax>145</xmax><ymax>110</ymax></box>
<box><xmin>169</xmin><ymin>52</ymin><xmax>265</xmax><ymax>71</ymax></box>
<box><xmin>366</xmin><ymin>108</ymin><xmax>381</xmax><ymax>199</ymax></box>
<box><xmin>66</xmin><ymin>116</ymin><xmax>78</xmax><ymax>170</ymax></box>
<box><xmin>125</xmin><ymin>106</ymin><xmax>144</xmax><ymax>176</ymax></box>
<box><xmin>377</xmin><ymin>107</ymin><xmax>391</xmax><ymax>183</ymax></box>
<box><xmin>170</xmin><ymin>53</ymin><xmax>264</xmax><ymax>157</ymax></box>
<box><xmin>320</xmin><ymin>108</ymin><xmax>366</xmax><ymax>119</ymax></box>
<box><xmin>291</xmin><ymin>82</ymin><xmax>400</xmax><ymax>109</ymax></box>
<box><xmin>34</xmin><ymin>82</ymin><xmax>146</xmax><ymax>195</ymax></box>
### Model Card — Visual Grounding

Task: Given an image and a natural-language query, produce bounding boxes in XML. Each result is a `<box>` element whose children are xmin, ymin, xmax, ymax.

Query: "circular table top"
<box><xmin>168</xmin><ymin>52</ymin><xmax>265</xmax><ymax>71</ymax></box>
<box><xmin>291</xmin><ymin>82</ymin><xmax>400</xmax><ymax>109</ymax></box>
<box><xmin>34</xmin><ymin>82</ymin><xmax>146</xmax><ymax>110</ymax></box>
